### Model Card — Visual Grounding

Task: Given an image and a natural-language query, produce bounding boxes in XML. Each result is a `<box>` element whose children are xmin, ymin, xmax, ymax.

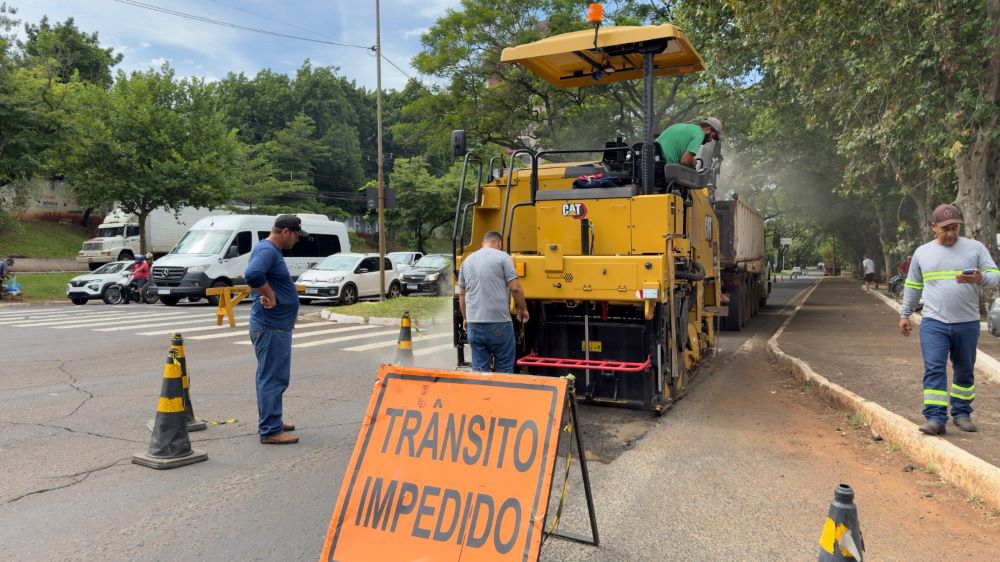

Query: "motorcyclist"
<box><xmin>124</xmin><ymin>255</ymin><xmax>150</xmax><ymax>304</ymax></box>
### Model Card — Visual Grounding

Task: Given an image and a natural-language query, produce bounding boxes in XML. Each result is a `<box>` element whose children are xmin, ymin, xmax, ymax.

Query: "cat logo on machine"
<box><xmin>561</xmin><ymin>202</ymin><xmax>587</xmax><ymax>219</ymax></box>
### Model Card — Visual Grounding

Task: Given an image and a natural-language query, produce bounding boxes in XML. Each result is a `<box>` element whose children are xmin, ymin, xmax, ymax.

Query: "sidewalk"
<box><xmin>773</xmin><ymin>276</ymin><xmax>1000</xmax><ymax>505</ymax></box>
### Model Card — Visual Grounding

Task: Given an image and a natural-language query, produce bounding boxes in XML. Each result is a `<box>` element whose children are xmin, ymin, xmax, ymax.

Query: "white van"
<box><xmin>149</xmin><ymin>214</ymin><xmax>349</xmax><ymax>306</ymax></box>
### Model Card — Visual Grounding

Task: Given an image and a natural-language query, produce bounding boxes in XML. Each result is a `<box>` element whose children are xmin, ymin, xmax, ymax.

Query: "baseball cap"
<box><xmin>274</xmin><ymin>214</ymin><xmax>309</xmax><ymax>237</ymax></box>
<box><xmin>931</xmin><ymin>204</ymin><xmax>963</xmax><ymax>227</ymax></box>
<box><xmin>701</xmin><ymin>117</ymin><xmax>723</xmax><ymax>137</ymax></box>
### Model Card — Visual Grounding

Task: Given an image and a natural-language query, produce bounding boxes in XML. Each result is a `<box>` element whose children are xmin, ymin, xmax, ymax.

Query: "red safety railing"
<box><xmin>516</xmin><ymin>352</ymin><xmax>651</xmax><ymax>373</ymax></box>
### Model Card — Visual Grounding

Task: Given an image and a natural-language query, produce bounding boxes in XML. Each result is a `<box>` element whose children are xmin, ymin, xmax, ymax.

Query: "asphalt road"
<box><xmin>2</xmin><ymin>278</ymin><xmax>998</xmax><ymax>560</ymax></box>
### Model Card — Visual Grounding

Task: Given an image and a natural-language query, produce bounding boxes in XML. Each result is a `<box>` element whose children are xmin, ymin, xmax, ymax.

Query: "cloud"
<box><xmin>403</xmin><ymin>27</ymin><xmax>428</xmax><ymax>39</ymax></box>
<box><xmin>139</xmin><ymin>41</ymin><xmax>151</xmax><ymax>48</ymax></box>
<box><xmin>150</xmin><ymin>57</ymin><xmax>170</xmax><ymax>66</ymax></box>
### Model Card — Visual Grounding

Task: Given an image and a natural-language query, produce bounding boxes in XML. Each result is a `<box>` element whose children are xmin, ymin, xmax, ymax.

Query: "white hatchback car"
<box><xmin>65</xmin><ymin>260</ymin><xmax>134</xmax><ymax>305</ymax></box>
<box><xmin>296</xmin><ymin>253</ymin><xmax>402</xmax><ymax>305</ymax></box>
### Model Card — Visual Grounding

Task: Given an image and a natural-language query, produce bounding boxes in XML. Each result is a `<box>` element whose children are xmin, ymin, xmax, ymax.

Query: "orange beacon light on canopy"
<box><xmin>587</xmin><ymin>3</ymin><xmax>603</xmax><ymax>25</ymax></box>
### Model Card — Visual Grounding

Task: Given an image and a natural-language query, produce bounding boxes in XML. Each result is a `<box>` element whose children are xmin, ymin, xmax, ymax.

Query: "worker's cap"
<box><xmin>701</xmin><ymin>117</ymin><xmax>723</xmax><ymax>137</ymax></box>
<box><xmin>931</xmin><ymin>203</ymin><xmax>963</xmax><ymax>227</ymax></box>
<box><xmin>274</xmin><ymin>214</ymin><xmax>309</xmax><ymax>237</ymax></box>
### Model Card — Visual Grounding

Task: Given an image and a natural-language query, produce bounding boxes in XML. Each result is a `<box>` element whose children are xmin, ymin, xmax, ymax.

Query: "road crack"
<box><xmin>2</xmin><ymin>457</ymin><xmax>131</xmax><ymax>505</ymax></box>
<box><xmin>53</xmin><ymin>360</ymin><xmax>94</xmax><ymax>421</ymax></box>
<box><xmin>0</xmin><ymin>420</ymin><xmax>145</xmax><ymax>444</ymax></box>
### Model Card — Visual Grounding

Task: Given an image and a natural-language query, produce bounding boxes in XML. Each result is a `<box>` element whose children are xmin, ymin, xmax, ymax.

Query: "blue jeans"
<box><xmin>468</xmin><ymin>322</ymin><xmax>516</xmax><ymax>373</ymax></box>
<box><xmin>250</xmin><ymin>324</ymin><xmax>292</xmax><ymax>437</ymax></box>
<box><xmin>919</xmin><ymin>318</ymin><xmax>978</xmax><ymax>423</ymax></box>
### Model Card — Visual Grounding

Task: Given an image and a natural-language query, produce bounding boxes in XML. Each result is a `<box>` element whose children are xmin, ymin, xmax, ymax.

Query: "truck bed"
<box><xmin>714</xmin><ymin>196</ymin><xmax>765</xmax><ymax>272</ymax></box>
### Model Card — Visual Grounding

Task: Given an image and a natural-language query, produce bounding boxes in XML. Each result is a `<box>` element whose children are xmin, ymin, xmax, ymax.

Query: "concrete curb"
<box><xmin>870</xmin><ymin>289</ymin><xmax>1000</xmax><ymax>384</ymax></box>
<box><xmin>320</xmin><ymin>308</ymin><xmax>446</xmax><ymax>328</ymax></box>
<box><xmin>768</xmin><ymin>278</ymin><xmax>1000</xmax><ymax>509</ymax></box>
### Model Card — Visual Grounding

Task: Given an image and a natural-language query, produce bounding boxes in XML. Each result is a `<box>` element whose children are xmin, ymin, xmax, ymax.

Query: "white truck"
<box><xmin>76</xmin><ymin>207</ymin><xmax>228</xmax><ymax>271</ymax></box>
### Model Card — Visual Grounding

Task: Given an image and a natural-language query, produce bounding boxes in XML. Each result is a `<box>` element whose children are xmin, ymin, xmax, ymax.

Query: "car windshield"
<box><xmin>415</xmin><ymin>256</ymin><xmax>450</xmax><ymax>268</ymax></box>
<box><xmin>97</xmin><ymin>226</ymin><xmax>124</xmax><ymax>237</ymax></box>
<box><xmin>171</xmin><ymin>230</ymin><xmax>233</xmax><ymax>255</ymax></box>
<box><xmin>388</xmin><ymin>253</ymin><xmax>414</xmax><ymax>265</ymax></box>
<box><xmin>314</xmin><ymin>255</ymin><xmax>360</xmax><ymax>271</ymax></box>
<box><xmin>93</xmin><ymin>262</ymin><xmax>130</xmax><ymax>274</ymax></box>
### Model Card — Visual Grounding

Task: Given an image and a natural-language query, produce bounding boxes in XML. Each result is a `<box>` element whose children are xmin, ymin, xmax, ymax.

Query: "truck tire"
<box><xmin>160</xmin><ymin>295</ymin><xmax>180</xmax><ymax>306</ymax></box>
<box><xmin>117</xmin><ymin>251</ymin><xmax>134</xmax><ymax>262</ymax></box>
<box><xmin>724</xmin><ymin>284</ymin><xmax>742</xmax><ymax>331</ymax></box>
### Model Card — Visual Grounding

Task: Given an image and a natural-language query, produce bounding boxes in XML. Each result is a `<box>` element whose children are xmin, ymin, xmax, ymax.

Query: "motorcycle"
<box><xmin>888</xmin><ymin>273</ymin><xmax>906</xmax><ymax>302</ymax></box>
<box><xmin>103</xmin><ymin>272</ymin><xmax>158</xmax><ymax>305</ymax></box>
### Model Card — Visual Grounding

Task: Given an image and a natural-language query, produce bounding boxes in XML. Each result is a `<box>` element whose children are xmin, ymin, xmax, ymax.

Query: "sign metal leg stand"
<box><xmin>550</xmin><ymin>389</ymin><xmax>600</xmax><ymax>547</ymax></box>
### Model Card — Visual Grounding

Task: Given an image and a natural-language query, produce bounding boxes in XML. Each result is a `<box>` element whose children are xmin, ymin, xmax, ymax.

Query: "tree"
<box><xmin>229</xmin><ymin>141</ymin><xmax>310</xmax><ymax>211</ymax></box>
<box><xmin>18</xmin><ymin>16</ymin><xmax>122</xmax><ymax>88</ymax></box>
<box><xmin>65</xmin><ymin>66</ymin><xmax>240</xmax><ymax>253</ymax></box>
<box><xmin>386</xmin><ymin>157</ymin><xmax>461</xmax><ymax>253</ymax></box>
<box><xmin>398</xmin><ymin>0</ymin><xmax>712</xmax><ymax>157</ymax></box>
<box><xmin>0</xmin><ymin>5</ymin><xmax>83</xmax><ymax>220</ymax></box>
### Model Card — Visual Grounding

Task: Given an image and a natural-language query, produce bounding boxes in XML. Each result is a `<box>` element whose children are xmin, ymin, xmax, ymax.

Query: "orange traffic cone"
<box><xmin>171</xmin><ymin>333</ymin><xmax>207</xmax><ymax>432</ymax></box>
<box><xmin>394</xmin><ymin>311</ymin><xmax>414</xmax><ymax>366</ymax></box>
<box><xmin>132</xmin><ymin>350</ymin><xmax>208</xmax><ymax>469</ymax></box>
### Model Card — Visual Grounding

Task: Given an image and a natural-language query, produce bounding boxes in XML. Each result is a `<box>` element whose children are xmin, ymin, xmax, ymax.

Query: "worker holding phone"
<box><xmin>899</xmin><ymin>204</ymin><xmax>1000</xmax><ymax>435</ymax></box>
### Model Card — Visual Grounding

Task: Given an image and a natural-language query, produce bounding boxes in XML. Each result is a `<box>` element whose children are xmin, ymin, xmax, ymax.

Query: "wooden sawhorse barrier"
<box><xmin>205</xmin><ymin>284</ymin><xmax>251</xmax><ymax>327</ymax></box>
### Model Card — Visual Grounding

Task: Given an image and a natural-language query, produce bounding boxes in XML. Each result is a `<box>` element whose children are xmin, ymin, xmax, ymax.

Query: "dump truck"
<box><xmin>450</xmin><ymin>21</ymin><xmax>765</xmax><ymax>412</ymax></box>
<box><xmin>714</xmin><ymin>194</ymin><xmax>768</xmax><ymax>330</ymax></box>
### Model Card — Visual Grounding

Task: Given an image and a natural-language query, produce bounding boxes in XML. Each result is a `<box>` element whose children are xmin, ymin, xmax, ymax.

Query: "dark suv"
<box><xmin>401</xmin><ymin>254</ymin><xmax>453</xmax><ymax>296</ymax></box>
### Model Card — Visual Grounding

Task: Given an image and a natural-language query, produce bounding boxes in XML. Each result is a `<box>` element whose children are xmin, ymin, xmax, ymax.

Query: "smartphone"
<box><xmin>962</xmin><ymin>268</ymin><xmax>976</xmax><ymax>275</ymax></box>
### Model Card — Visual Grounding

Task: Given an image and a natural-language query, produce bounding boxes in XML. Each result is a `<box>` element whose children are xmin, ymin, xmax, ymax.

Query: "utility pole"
<box><xmin>375</xmin><ymin>0</ymin><xmax>386</xmax><ymax>300</ymax></box>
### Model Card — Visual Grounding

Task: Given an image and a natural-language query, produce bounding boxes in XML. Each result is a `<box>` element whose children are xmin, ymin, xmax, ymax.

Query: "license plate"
<box><xmin>306</xmin><ymin>288</ymin><xmax>318</xmax><ymax>294</ymax></box>
<box><xmin>157</xmin><ymin>288</ymin><xmax>170</xmax><ymax>295</ymax></box>
<box><xmin>407</xmin><ymin>284</ymin><xmax>419</xmax><ymax>290</ymax></box>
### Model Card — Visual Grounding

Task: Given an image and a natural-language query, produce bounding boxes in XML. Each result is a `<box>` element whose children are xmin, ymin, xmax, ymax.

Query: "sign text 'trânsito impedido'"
<box><xmin>321</xmin><ymin>366</ymin><xmax>567</xmax><ymax>562</ymax></box>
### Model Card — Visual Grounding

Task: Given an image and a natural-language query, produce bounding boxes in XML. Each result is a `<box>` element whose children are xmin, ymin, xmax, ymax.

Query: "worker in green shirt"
<box><xmin>655</xmin><ymin>117</ymin><xmax>722</xmax><ymax>168</ymax></box>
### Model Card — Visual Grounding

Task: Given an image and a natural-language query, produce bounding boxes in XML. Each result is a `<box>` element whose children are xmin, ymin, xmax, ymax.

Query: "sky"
<box><xmin>7</xmin><ymin>0</ymin><xmax>460</xmax><ymax>90</ymax></box>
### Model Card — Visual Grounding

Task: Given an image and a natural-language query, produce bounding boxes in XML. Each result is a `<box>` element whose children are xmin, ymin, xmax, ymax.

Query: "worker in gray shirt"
<box><xmin>458</xmin><ymin>231</ymin><xmax>529</xmax><ymax>373</ymax></box>
<box><xmin>899</xmin><ymin>204</ymin><xmax>1000</xmax><ymax>435</ymax></box>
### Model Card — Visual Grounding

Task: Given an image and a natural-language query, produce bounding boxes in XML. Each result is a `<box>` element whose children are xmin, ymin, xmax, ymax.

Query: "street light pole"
<box><xmin>375</xmin><ymin>0</ymin><xmax>386</xmax><ymax>300</ymax></box>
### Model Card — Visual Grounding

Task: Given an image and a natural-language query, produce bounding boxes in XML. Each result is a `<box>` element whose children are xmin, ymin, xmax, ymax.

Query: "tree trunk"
<box><xmin>955</xmin><ymin>0</ymin><xmax>1000</xmax><ymax>255</ymax></box>
<box><xmin>138</xmin><ymin>210</ymin><xmax>148</xmax><ymax>255</ymax></box>
<box><xmin>875</xmin><ymin>205</ymin><xmax>891</xmax><ymax>283</ymax></box>
<box><xmin>955</xmin><ymin>0</ymin><xmax>1000</xmax><ymax>313</ymax></box>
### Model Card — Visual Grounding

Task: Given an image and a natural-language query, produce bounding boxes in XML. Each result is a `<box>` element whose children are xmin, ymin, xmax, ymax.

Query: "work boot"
<box><xmin>260</xmin><ymin>432</ymin><xmax>299</xmax><ymax>444</ymax></box>
<box><xmin>953</xmin><ymin>416</ymin><xmax>978</xmax><ymax>432</ymax></box>
<box><xmin>282</xmin><ymin>422</ymin><xmax>295</xmax><ymax>431</ymax></box>
<box><xmin>919</xmin><ymin>420</ymin><xmax>946</xmax><ymax>435</ymax></box>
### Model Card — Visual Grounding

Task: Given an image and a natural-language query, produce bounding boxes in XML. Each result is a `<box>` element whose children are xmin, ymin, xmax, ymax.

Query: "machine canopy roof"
<box><xmin>500</xmin><ymin>24</ymin><xmax>704</xmax><ymax>88</ymax></box>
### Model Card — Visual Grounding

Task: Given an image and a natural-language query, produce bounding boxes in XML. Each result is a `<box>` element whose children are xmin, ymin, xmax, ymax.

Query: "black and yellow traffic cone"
<box><xmin>394</xmin><ymin>311</ymin><xmax>414</xmax><ymax>366</ymax></box>
<box><xmin>132</xmin><ymin>350</ymin><xmax>208</xmax><ymax>469</ymax></box>
<box><xmin>818</xmin><ymin>484</ymin><xmax>865</xmax><ymax>561</ymax></box>
<box><xmin>171</xmin><ymin>333</ymin><xmax>207</xmax><ymax>432</ymax></box>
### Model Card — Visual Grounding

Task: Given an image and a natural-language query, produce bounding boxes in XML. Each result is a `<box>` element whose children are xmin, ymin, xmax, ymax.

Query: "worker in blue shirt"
<box><xmin>245</xmin><ymin>215</ymin><xmax>307</xmax><ymax>444</ymax></box>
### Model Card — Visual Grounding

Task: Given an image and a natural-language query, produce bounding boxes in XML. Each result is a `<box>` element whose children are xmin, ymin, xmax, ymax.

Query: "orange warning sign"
<box><xmin>320</xmin><ymin>365</ymin><xmax>568</xmax><ymax>562</ymax></box>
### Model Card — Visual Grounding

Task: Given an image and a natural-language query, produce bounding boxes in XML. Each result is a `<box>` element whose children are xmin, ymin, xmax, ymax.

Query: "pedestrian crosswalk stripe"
<box><xmin>413</xmin><ymin>342</ymin><xmax>456</xmax><ymax>357</ymax></box>
<box><xmin>342</xmin><ymin>332</ymin><xmax>451</xmax><ymax>352</ymax></box>
<box><xmin>285</xmin><ymin>329</ymin><xmax>400</xmax><ymax>349</ymax></box>
<box><xmin>182</xmin><ymin>323</ymin><xmax>251</xmax><ymax>339</ymax></box>
<box><xmin>0</xmin><ymin>309</ymin><xmax>119</xmax><ymax>321</ymax></box>
<box><xmin>138</xmin><ymin>321</ymin><xmax>249</xmax><ymax>336</ymax></box>
<box><xmin>9</xmin><ymin>311</ymin><xmax>192</xmax><ymax>328</ymax></box>
<box><xmin>90</xmin><ymin>315</ymin><xmax>251</xmax><ymax>332</ymax></box>
<box><xmin>217</xmin><ymin>324</ymin><xmax>380</xmax><ymax>343</ymax></box>
<box><xmin>0</xmin><ymin>310</ymin><xmax>126</xmax><ymax>325</ymax></box>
